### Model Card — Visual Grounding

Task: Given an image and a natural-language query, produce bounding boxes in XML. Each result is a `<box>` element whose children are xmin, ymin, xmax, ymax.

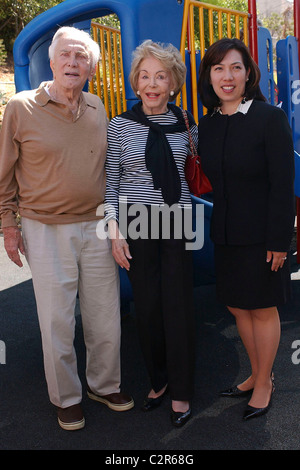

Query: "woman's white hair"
<box><xmin>129</xmin><ymin>39</ymin><xmax>186</xmax><ymax>100</ymax></box>
<box><xmin>49</xmin><ymin>26</ymin><xmax>100</xmax><ymax>70</ymax></box>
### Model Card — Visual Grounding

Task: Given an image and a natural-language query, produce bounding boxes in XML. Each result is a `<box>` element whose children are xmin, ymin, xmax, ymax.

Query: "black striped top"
<box><xmin>105</xmin><ymin>108</ymin><xmax>198</xmax><ymax>220</ymax></box>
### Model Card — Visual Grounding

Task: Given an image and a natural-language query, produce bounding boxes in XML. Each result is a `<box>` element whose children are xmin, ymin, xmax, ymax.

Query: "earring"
<box><xmin>170</xmin><ymin>90</ymin><xmax>174</xmax><ymax>96</ymax></box>
<box><xmin>137</xmin><ymin>90</ymin><xmax>140</xmax><ymax>95</ymax></box>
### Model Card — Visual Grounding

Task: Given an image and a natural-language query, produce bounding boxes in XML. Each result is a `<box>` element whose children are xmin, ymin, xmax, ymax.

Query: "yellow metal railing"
<box><xmin>89</xmin><ymin>22</ymin><xmax>127</xmax><ymax>119</ymax></box>
<box><xmin>177</xmin><ymin>0</ymin><xmax>249</xmax><ymax>121</ymax></box>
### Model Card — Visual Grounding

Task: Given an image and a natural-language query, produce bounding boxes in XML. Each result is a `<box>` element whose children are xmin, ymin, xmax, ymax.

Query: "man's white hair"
<box><xmin>49</xmin><ymin>26</ymin><xmax>100</xmax><ymax>69</ymax></box>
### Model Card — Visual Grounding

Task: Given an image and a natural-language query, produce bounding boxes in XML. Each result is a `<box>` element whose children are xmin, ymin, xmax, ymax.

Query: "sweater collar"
<box><xmin>35</xmin><ymin>81</ymin><xmax>97</xmax><ymax>109</ymax></box>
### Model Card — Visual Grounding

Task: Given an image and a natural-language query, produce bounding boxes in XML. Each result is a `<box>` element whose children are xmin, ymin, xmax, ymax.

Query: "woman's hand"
<box><xmin>108</xmin><ymin>219</ymin><xmax>132</xmax><ymax>270</ymax></box>
<box><xmin>266</xmin><ymin>251</ymin><xmax>287</xmax><ymax>272</ymax></box>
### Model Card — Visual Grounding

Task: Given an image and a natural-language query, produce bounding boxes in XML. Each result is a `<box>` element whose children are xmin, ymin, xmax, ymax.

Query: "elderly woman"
<box><xmin>197</xmin><ymin>38</ymin><xmax>295</xmax><ymax>420</ymax></box>
<box><xmin>105</xmin><ymin>40</ymin><xmax>197</xmax><ymax>427</ymax></box>
<box><xmin>0</xmin><ymin>26</ymin><xmax>133</xmax><ymax>431</ymax></box>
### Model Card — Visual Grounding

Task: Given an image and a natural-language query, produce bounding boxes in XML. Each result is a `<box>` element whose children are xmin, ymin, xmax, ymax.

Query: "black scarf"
<box><xmin>121</xmin><ymin>102</ymin><xmax>194</xmax><ymax>206</ymax></box>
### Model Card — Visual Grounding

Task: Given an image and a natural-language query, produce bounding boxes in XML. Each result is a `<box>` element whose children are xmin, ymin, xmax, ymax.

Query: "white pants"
<box><xmin>22</xmin><ymin>217</ymin><xmax>121</xmax><ymax>408</ymax></box>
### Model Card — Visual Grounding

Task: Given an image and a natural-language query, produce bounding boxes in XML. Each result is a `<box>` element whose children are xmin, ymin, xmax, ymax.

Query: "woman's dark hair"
<box><xmin>197</xmin><ymin>38</ymin><xmax>266</xmax><ymax>111</ymax></box>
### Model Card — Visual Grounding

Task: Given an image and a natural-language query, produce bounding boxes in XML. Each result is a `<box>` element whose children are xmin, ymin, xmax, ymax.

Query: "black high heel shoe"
<box><xmin>220</xmin><ymin>386</ymin><xmax>253</xmax><ymax>398</ymax></box>
<box><xmin>220</xmin><ymin>372</ymin><xmax>274</xmax><ymax>398</ymax></box>
<box><xmin>243</xmin><ymin>379</ymin><xmax>275</xmax><ymax>421</ymax></box>
<box><xmin>171</xmin><ymin>407</ymin><xmax>192</xmax><ymax>427</ymax></box>
<box><xmin>141</xmin><ymin>386</ymin><xmax>168</xmax><ymax>412</ymax></box>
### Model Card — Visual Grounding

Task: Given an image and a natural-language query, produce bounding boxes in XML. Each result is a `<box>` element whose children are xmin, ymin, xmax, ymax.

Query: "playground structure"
<box><xmin>11</xmin><ymin>0</ymin><xmax>300</xmax><ymax>309</ymax></box>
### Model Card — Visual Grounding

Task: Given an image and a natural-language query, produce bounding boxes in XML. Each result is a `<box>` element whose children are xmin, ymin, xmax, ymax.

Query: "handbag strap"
<box><xmin>181</xmin><ymin>109</ymin><xmax>197</xmax><ymax>158</ymax></box>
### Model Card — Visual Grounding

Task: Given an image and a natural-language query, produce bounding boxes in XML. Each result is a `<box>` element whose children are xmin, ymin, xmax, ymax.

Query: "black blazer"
<box><xmin>198</xmin><ymin>100</ymin><xmax>295</xmax><ymax>252</ymax></box>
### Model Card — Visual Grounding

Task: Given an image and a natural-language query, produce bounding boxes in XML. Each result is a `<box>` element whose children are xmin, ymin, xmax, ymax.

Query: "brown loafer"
<box><xmin>57</xmin><ymin>403</ymin><xmax>85</xmax><ymax>431</ymax></box>
<box><xmin>87</xmin><ymin>388</ymin><xmax>134</xmax><ymax>411</ymax></box>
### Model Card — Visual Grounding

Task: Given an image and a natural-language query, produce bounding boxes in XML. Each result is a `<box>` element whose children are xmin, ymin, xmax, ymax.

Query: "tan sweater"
<box><xmin>0</xmin><ymin>82</ymin><xmax>108</xmax><ymax>227</ymax></box>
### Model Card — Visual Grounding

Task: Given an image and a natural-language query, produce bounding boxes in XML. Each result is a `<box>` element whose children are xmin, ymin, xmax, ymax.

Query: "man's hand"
<box><xmin>3</xmin><ymin>226</ymin><xmax>25</xmax><ymax>267</ymax></box>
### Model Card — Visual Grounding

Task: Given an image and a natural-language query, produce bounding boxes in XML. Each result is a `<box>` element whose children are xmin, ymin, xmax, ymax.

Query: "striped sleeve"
<box><xmin>104</xmin><ymin>117</ymin><xmax>122</xmax><ymax>221</ymax></box>
<box><xmin>104</xmin><ymin>110</ymin><xmax>198</xmax><ymax>222</ymax></box>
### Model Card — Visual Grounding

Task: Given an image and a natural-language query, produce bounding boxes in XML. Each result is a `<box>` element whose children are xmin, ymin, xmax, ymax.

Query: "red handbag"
<box><xmin>182</xmin><ymin>110</ymin><xmax>212</xmax><ymax>197</ymax></box>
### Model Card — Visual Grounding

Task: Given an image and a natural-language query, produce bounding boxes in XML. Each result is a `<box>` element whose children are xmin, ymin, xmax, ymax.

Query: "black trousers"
<box><xmin>126</xmin><ymin>208</ymin><xmax>195</xmax><ymax>401</ymax></box>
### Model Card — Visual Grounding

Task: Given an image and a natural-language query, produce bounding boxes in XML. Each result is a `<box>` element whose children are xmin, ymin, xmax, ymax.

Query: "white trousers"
<box><xmin>22</xmin><ymin>217</ymin><xmax>121</xmax><ymax>408</ymax></box>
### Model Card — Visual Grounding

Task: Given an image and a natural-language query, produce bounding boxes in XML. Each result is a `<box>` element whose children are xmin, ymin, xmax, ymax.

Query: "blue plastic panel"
<box><xmin>13</xmin><ymin>0</ymin><xmax>184</xmax><ymax>98</ymax></box>
<box><xmin>258</xmin><ymin>27</ymin><xmax>275</xmax><ymax>104</ymax></box>
<box><xmin>277</xmin><ymin>36</ymin><xmax>300</xmax><ymax>153</ymax></box>
<box><xmin>294</xmin><ymin>151</ymin><xmax>300</xmax><ymax>197</ymax></box>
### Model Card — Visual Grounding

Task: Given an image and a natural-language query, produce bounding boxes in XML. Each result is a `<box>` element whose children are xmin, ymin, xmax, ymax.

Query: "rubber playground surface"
<box><xmin>0</xmin><ymin>233</ymin><xmax>299</xmax><ymax>453</ymax></box>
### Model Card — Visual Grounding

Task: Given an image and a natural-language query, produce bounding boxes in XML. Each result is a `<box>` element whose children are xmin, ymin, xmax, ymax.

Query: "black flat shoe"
<box><xmin>141</xmin><ymin>387</ymin><xmax>168</xmax><ymax>412</ymax></box>
<box><xmin>220</xmin><ymin>386</ymin><xmax>253</xmax><ymax>398</ymax></box>
<box><xmin>243</xmin><ymin>383</ymin><xmax>275</xmax><ymax>421</ymax></box>
<box><xmin>171</xmin><ymin>408</ymin><xmax>191</xmax><ymax>428</ymax></box>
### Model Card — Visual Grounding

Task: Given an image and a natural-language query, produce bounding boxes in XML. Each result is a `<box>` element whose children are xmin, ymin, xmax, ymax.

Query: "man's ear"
<box><xmin>50</xmin><ymin>59</ymin><xmax>56</xmax><ymax>79</ymax></box>
<box><xmin>88</xmin><ymin>65</ymin><xmax>97</xmax><ymax>82</ymax></box>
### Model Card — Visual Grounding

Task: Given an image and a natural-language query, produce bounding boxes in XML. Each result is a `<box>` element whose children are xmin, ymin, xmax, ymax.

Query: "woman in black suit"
<box><xmin>197</xmin><ymin>38</ymin><xmax>295</xmax><ymax>420</ymax></box>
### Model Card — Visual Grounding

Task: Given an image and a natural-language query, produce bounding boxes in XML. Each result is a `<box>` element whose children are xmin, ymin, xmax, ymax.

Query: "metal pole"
<box><xmin>248</xmin><ymin>0</ymin><xmax>258</xmax><ymax>62</ymax></box>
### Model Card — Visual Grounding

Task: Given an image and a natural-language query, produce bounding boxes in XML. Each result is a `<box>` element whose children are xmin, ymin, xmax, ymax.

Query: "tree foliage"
<box><xmin>205</xmin><ymin>0</ymin><xmax>247</xmax><ymax>11</ymax></box>
<box><xmin>260</xmin><ymin>7</ymin><xmax>293</xmax><ymax>64</ymax></box>
<box><xmin>0</xmin><ymin>0</ymin><xmax>293</xmax><ymax>57</ymax></box>
<box><xmin>93</xmin><ymin>13</ymin><xmax>120</xmax><ymax>29</ymax></box>
<box><xmin>0</xmin><ymin>0</ymin><xmax>64</xmax><ymax>53</ymax></box>
<box><xmin>190</xmin><ymin>0</ymin><xmax>247</xmax><ymax>49</ymax></box>
<box><xmin>0</xmin><ymin>1</ymin><xmax>123</xmax><ymax>56</ymax></box>
<box><xmin>261</xmin><ymin>8</ymin><xmax>294</xmax><ymax>43</ymax></box>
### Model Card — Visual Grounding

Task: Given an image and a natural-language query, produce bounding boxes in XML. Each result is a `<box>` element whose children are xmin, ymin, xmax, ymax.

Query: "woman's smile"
<box><xmin>137</xmin><ymin>56</ymin><xmax>174</xmax><ymax>114</ymax></box>
<box><xmin>210</xmin><ymin>49</ymin><xmax>249</xmax><ymax>114</ymax></box>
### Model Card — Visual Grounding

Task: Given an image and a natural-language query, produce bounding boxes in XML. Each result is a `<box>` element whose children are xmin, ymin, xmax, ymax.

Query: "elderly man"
<box><xmin>0</xmin><ymin>26</ymin><xmax>133</xmax><ymax>431</ymax></box>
